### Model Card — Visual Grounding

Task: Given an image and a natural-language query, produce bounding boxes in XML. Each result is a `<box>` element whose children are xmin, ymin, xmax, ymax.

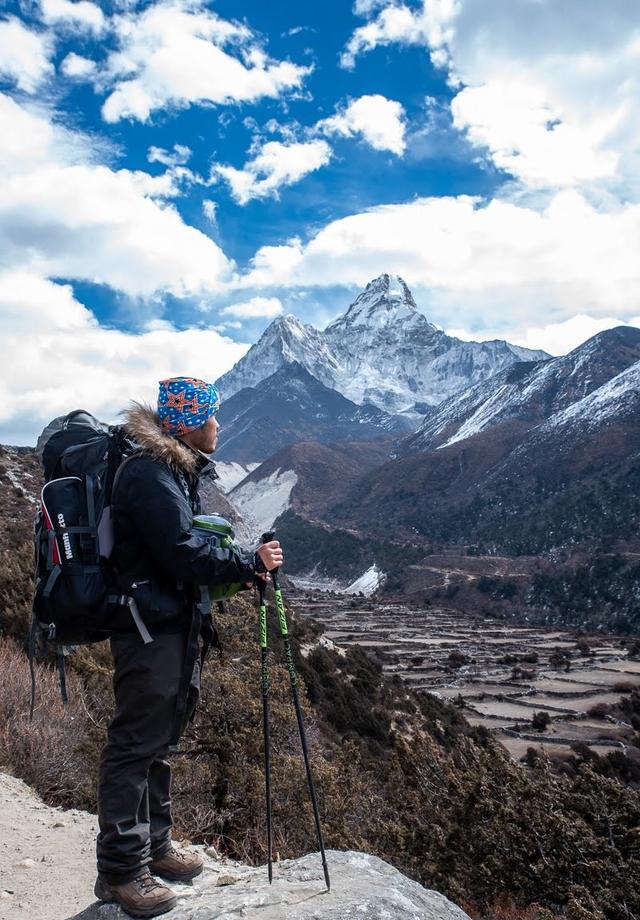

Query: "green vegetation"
<box><xmin>274</xmin><ymin>510</ymin><xmax>423</xmax><ymax>585</ymax></box>
<box><xmin>531</xmin><ymin>711</ymin><xmax>551</xmax><ymax>732</ymax></box>
<box><xmin>399</xmin><ymin>456</ymin><xmax>640</xmax><ymax>561</ymax></box>
<box><xmin>527</xmin><ymin>555</ymin><xmax>640</xmax><ymax>633</ymax></box>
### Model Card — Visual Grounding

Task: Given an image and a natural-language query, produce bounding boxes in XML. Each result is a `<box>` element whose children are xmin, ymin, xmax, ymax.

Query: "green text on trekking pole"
<box><xmin>261</xmin><ymin>531</ymin><xmax>331</xmax><ymax>892</ymax></box>
<box><xmin>257</xmin><ymin>572</ymin><xmax>273</xmax><ymax>883</ymax></box>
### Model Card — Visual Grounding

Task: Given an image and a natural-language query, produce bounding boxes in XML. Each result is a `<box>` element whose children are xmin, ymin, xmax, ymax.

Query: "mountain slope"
<box><xmin>328</xmin><ymin>330</ymin><xmax>640</xmax><ymax>554</ymax></box>
<box><xmin>215</xmin><ymin>361</ymin><xmax>411</xmax><ymax>462</ymax></box>
<box><xmin>216</xmin><ymin>274</ymin><xmax>548</xmax><ymax>420</ymax></box>
<box><xmin>402</xmin><ymin>325</ymin><xmax>640</xmax><ymax>453</ymax></box>
<box><xmin>226</xmin><ymin>437</ymin><xmax>395</xmax><ymax>542</ymax></box>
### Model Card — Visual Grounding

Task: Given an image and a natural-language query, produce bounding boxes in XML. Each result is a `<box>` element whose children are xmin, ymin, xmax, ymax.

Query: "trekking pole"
<box><xmin>257</xmin><ymin>575</ymin><xmax>274</xmax><ymax>883</ymax></box>
<box><xmin>261</xmin><ymin>531</ymin><xmax>331</xmax><ymax>892</ymax></box>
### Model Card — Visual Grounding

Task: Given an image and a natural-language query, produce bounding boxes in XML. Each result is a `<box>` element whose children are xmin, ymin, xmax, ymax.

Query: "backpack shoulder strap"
<box><xmin>111</xmin><ymin>449</ymin><xmax>144</xmax><ymax>502</ymax></box>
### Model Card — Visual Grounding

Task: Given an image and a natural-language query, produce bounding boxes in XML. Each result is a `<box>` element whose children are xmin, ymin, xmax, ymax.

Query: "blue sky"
<box><xmin>2</xmin><ymin>0</ymin><xmax>497</xmax><ymax>332</ymax></box>
<box><xmin>1</xmin><ymin>0</ymin><xmax>640</xmax><ymax>442</ymax></box>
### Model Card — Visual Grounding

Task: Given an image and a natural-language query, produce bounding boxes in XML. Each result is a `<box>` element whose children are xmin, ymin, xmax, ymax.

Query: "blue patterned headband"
<box><xmin>157</xmin><ymin>377</ymin><xmax>220</xmax><ymax>436</ymax></box>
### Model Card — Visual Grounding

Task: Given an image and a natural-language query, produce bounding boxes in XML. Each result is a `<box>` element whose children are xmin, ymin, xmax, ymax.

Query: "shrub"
<box><xmin>588</xmin><ymin>703</ymin><xmax>612</xmax><ymax>719</ymax></box>
<box><xmin>532</xmin><ymin>711</ymin><xmax>551</xmax><ymax>732</ymax></box>
<box><xmin>0</xmin><ymin>636</ymin><xmax>97</xmax><ymax>809</ymax></box>
<box><xmin>613</xmin><ymin>681</ymin><xmax>635</xmax><ymax>694</ymax></box>
<box><xmin>447</xmin><ymin>650</ymin><xmax>470</xmax><ymax>669</ymax></box>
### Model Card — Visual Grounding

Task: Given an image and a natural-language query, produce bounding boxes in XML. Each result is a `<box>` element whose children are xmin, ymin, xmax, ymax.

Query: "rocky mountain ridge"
<box><xmin>216</xmin><ymin>273</ymin><xmax>548</xmax><ymax>421</ymax></box>
<box><xmin>215</xmin><ymin>361</ymin><xmax>410</xmax><ymax>462</ymax></box>
<box><xmin>402</xmin><ymin>325</ymin><xmax>640</xmax><ymax>454</ymax></box>
<box><xmin>324</xmin><ymin>328</ymin><xmax>640</xmax><ymax>564</ymax></box>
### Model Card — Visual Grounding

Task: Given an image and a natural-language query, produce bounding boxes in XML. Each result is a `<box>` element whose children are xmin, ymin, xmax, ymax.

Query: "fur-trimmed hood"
<box><xmin>121</xmin><ymin>401</ymin><xmax>216</xmax><ymax>478</ymax></box>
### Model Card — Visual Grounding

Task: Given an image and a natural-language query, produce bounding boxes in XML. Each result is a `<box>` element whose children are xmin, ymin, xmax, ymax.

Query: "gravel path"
<box><xmin>0</xmin><ymin>773</ymin><xmax>99</xmax><ymax>919</ymax></box>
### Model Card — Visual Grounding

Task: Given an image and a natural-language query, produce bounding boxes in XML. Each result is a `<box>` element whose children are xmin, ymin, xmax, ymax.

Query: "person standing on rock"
<box><xmin>95</xmin><ymin>376</ymin><xmax>283</xmax><ymax>918</ymax></box>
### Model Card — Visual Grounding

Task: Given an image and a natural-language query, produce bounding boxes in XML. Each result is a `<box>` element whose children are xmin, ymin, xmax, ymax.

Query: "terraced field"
<box><xmin>292</xmin><ymin>595</ymin><xmax>640</xmax><ymax>761</ymax></box>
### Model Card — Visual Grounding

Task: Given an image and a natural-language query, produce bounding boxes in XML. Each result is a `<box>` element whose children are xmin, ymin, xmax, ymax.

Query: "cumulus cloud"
<box><xmin>147</xmin><ymin>143</ymin><xmax>192</xmax><ymax>166</ymax></box>
<box><xmin>220</xmin><ymin>296</ymin><xmax>284</xmax><ymax>319</ymax></box>
<box><xmin>0</xmin><ymin>16</ymin><xmax>53</xmax><ymax>92</ymax></box>
<box><xmin>40</xmin><ymin>0</ymin><xmax>106</xmax><ymax>34</ymax></box>
<box><xmin>448</xmin><ymin>314</ymin><xmax>640</xmax><ymax>357</ymax></box>
<box><xmin>100</xmin><ymin>0</ymin><xmax>311</xmax><ymax>123</ymax></box>
<box><xmin>61</xmin><ymin>52</ymin><xmax>97</xmax><ymax>79</ymax></box>
<box><xmin>451</xmin><ymin>81</ymin><xmax>621</xmax><ymax>188</ymax></box>
<box><xmin>0</xmin><ymin>90</ymin><xmax>251</xmax><ymax>443</ymax></box>
<box><xmin>238</xmin><ymin>190</ymin><xmax>640</xmax><ymax>338</ymax></box>
<box><xmin>0</xmin><ymin>270</ymin><xmax>248</xmax><ymax>445</ymax></box>
<box><xmin>213</xmin><ymin>139</ymin><xmax>332</xmax><ymax>204</ymax></box>
<box><xmin>341</xmin><ymin>0</ymin><xmax>456</xmax><ymax>69</ymax></box>
<box><xmin>317</xmin><ymin>94</ymin><xmax>406</xmax><ymax>155</ymax></box>
<box><xmin>342</xmin><ymin>0</ymin><xmax>640</xmax><ymax>195</ymax></box>
<box><xmin>0</xmin><ymin>93</ymin><xmax>232</xmax><ymax>297</ymax></box>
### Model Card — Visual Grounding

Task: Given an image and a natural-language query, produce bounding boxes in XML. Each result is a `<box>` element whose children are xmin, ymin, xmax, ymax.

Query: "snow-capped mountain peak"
<box><xmin>215</xmin><ymin>274</ymin><xmax>548</xmax><ymax>419</ymax></box>
<box><xmin>326</xmin><ymin>273</ymin><xmax>433</xmax><ymax>332</ymax></box>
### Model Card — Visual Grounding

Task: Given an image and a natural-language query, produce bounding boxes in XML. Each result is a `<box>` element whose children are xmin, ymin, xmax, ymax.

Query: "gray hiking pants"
<box><xmin>96</xmin><ymin>623</ymin><xmax>201</xmax><ymax>884</ymax></box>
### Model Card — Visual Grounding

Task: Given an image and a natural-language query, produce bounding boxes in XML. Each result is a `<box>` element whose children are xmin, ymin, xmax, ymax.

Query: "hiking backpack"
<box><xmin>29</xmin><ymin>410</ymin><xmax>147</xmax><ymax>712</ymax></box>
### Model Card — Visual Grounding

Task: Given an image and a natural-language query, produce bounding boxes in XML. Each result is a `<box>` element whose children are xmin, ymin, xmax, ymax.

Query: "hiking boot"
<box><xmin>150</xmin><ymin>845</ymin><xmax>204</xmax><ymax>882</ymax></box>
<box><xmin>94</xmin><ymin>868</ymin><xmax>177</xmax><ymax>918</ymax></box>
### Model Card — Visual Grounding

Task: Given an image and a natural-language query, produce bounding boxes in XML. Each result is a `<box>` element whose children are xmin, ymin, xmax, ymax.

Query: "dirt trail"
<box><xmin>0</xmin><ymin>772</ymin><xmax>98</xmax><ymax>919</ymax></box>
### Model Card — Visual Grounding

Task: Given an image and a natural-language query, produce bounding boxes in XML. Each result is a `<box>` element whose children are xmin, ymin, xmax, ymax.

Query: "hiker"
<box><xmin>94</xmin><ymin>376</ymin><xmax>283</xmax><ymax>918</ymax></box>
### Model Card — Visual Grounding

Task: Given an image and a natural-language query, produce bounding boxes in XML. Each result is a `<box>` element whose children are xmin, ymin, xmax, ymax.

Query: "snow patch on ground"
<box><xmin>230</xmin><ymin>467</ymin><xmax>297</xmax><ymax>544</ymax></box>
<box><xmin>214</xmin><ymin>461</ymin><xmax>260</xmax><ymax>494</ymax></box>
<box><xmin>287</xmin><ymin>568</ymin><xmax>347</xmax><ymax>592</ymax></box>
<box><xmin>289</xmin><ymin>563</ymin><xmax>385</xmax><ymax>596</ymax></box>
<box><xmin>1</xmin><ymin>459</ymin><xmax>38</xmax><ymax>504</ymax></box>
<box><xmin>543</xmin><ymin>361</ymin><xmax>640</xmax><ymax>431</ymax></box>
<box><xmin>299</xmin><ymin>634</ymin><xmax>347</xmax><ymax>658</ymax></box>
<box><xmin>345</xmin><ymin>563</ymin><xmax>386</xmax><ymax>596</ymax></box>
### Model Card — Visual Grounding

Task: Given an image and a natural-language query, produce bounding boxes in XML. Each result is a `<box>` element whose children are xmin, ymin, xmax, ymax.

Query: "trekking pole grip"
<box><xmin>260</xmin><ymin>531</ymin><xmax>280</xmax><ymax>581</ymax></box>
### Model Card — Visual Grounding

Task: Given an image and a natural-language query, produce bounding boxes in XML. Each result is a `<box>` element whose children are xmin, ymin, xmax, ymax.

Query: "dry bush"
<box><xmin>612</xmin><ymin>681</ymin><xmax>635</xmax><ymax>693</ymax></box>
<box><xmin>463</xmin><ymin>892</ymin><xmax>558</xmax><ymax>920</ymax></box>
<box><xmin>588</xmin><ymin>702</ymin><xmax>612</xmax><ymax>719</ymax></box>
<box><xmin>0</xmin><ymin>636</ymin><xmax>97</xmax><ymax>809</ymax></box>
<box><xmin>0</xmin><ymin>543</ymin><xmax>33</xmax><ymax>641</ymax></box>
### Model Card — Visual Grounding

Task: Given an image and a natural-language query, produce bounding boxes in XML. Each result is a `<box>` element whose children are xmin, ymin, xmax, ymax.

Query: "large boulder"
<box><xmin>72</xmin><ymin>848</ymin><xmax>470</xmax><ymax>920</ymax></box>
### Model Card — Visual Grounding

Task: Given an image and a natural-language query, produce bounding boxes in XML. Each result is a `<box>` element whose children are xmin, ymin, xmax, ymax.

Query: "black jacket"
<box><xmin>110</xmin><ymin>402</ymin><xmax>255</xmax><ymax>629</ymax></box>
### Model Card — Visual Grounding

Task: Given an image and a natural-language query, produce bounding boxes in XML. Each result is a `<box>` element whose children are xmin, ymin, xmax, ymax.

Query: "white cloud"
<box><xmin>450</xmin><ymin>81</ymin><xmax>621</xmax><ymax>188</ymax></box>
<box><xmin>0</xmin><ymin>270</ymin><xmax>249</xmax><ymax>446</ymax></box>
<box><xmin>147</xmin><ymin>143</ymin><xmax>192</xmax><ymax>166</ymax></box>
<box><xmin>238</xmin><ymin>190</ymin><xmax>640</xmax><ymax>332</ymax></box>
<box><xmin>202</xmin><ymin>199</ymin><xmax>218</xmax><ymax>223</ymax></box>
<box><xmin>342</xmin><ymin>1</ymin><xmax>640</xmax><ymax>195</ymax></box>
<box><xmin>220</xmin><ymin>296</ymin><xmax>284</xmax><ymax>319</ymax></box>
<box><xmin>341</xmin><ymin>0</ymin><xmax>457</xmax><ymax>69</ymax></box>
<box><xmin>61</xmin><ymin>52</ymin><xmax>97</xmax><ymax>79</ymax></box>
<box><xmin>0</xmin><ymin>92</ymin><xmax>232</xmax><ymax>298</ymax></box>
<box><xmin>40</xmin><ymin>0</ymin><xmax>106</xmax><ymax>34</ymax></box>
<box><xmin>0</xmin><ymin>16</ymin><xmax>53</xmax><ymax>93</ymax></box>
<box><xmin>447</xmin><ymin>315</ymin><xmax>640</xmax><ymax>357</ymax></box>
<box><xmin>100</xmin><ymin>0</ymin><xmax>311</xmax><ymax>123</ymax></box>
<box><xmin>213</xmin><ymin>139</ymin><xmax>332</xmax><ymax>205</ymax></box>
<box><xmin>317</xmin><ymin>94</ymin><xmax>406</xmax><ymax>155</ymax></box>
<box><xmin>510</xmin><ymin>315</ymin><xmax>640</xmax><ymax>356</ymax></box>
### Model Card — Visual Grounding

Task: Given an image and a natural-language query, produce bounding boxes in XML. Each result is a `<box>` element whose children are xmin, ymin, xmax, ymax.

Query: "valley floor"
<box><xmin>292</xmin><ymin>594</ymin><xmax>640</xmax><ymax>763</ymax></box>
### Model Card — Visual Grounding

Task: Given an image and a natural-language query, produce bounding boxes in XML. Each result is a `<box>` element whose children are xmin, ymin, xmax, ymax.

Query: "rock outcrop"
<box><xmin>0</xmin><ymin>772</ymin><xmax>470</xmax><ymax>920</ymax></box>
<box><xmin>75</xmin><ymin>849</ymin><xmax>471</xmax><ymax>920</ymax></box>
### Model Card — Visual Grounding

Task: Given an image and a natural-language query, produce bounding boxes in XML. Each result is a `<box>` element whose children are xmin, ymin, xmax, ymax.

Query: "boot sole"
<box><xmin>149</xmin><ymin>862</ymin><xmax>204</xmax><ymax>882</ymax></box>
<box><xmin>95</xmin><ymin>880</ymin><xmax>177</xmax><ymax>918</ymax></box>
